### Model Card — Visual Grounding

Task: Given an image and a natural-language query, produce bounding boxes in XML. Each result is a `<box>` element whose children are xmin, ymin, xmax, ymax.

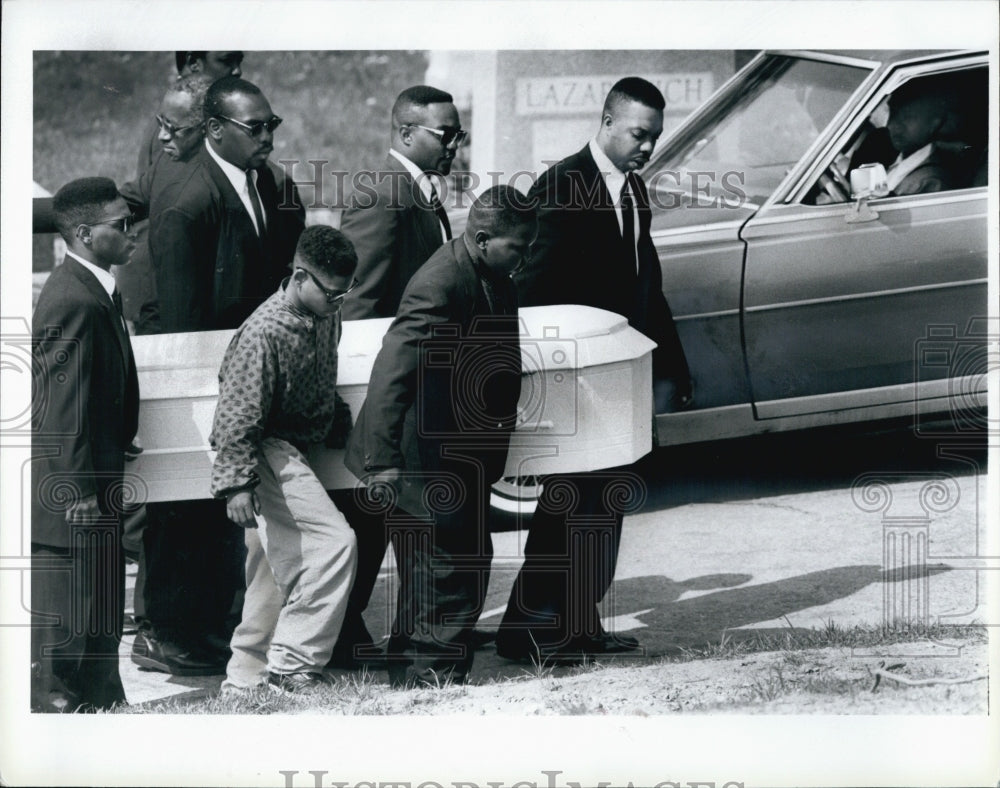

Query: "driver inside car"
<box><xmin>812</xmin><ymin>79</ymin><xmax>965</xmax><ymax>204</ymax></box>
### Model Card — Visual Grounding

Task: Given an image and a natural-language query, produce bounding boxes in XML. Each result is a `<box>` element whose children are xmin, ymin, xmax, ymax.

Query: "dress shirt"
<box><xmin>205</xmin><ymin>139</ymin><xmax>267</xmax><ymax>236</ymax></box>
<box><xmin>209</xmin><ymin>280</ymin><xmax>342</xmax><ymax>496</ymax></box>
<box><xmin>65</xmin><ymin>250</ymin><xmax>128</xmax><ymax>331</ymax></box>
<box><xmin>389</xmin><ymin>148</ymin><xmax>449</xmax><ymax>243</ymax></box>
<box><xmin>886</xmin><ymin>143</ymin><xmax>934</xmax><ymax>193</ymax></box>
<box><xmin>65</xmin><ymin>249</ymin><xmax>116</xmax><ymax>298</ymax></box>
<box><xmin>589</xmin><ymin>138</ymin><xmax>640</xmax><ymax>271</ymax></box>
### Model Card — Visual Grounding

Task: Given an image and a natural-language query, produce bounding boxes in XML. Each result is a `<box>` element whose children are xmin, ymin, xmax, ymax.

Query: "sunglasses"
<box><xmin>215</xmin><ymin>114</ymin><xmax>283</xmax><ymax>138</ymax></box>
<box><xmin>155</xmin><ymin>114</ymin><xmax>203</xmax><ymax>137</ymax></box>
<box><xmin>407</xmin><ymin>124</ymin><xmax>468</xmax><ymax>148</ymax></box>
<box><xmin>301</xmin><ymin>270</ymin><xmax>359</xmax><ymax>304</ymax></box>
<box><xmin>89</xmin><ymin>215</ymin><xmax>134</xmax><ymax>233</ymax></box>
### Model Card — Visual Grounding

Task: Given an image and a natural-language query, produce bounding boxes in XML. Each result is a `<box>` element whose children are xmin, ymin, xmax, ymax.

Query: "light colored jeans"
<box><xmin>223</xmin><ymin>438</ymin><xmax>356</xmax><ymax>689</ymax></box>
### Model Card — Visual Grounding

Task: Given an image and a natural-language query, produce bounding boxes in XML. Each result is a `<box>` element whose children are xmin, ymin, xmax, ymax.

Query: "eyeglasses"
<box><xmin>407</xmin><ymin>124</ymin><xmax>468</xmax><ymax>148</ymax></box>
<box><xmin>155</xmin><ymin>114</ymin><xmax>203</xmax><ymax>137</ymax></box>
<box><xmin>301</xmin><ymin>270</ymin><xmax>359</xmax><ymax>304</ymax></box>
<box><xmin>89</xmin><ymin>215</ymin><xmax>134</xmax><ymax>233</ymax></box>
<box><xmin>214</xmin><ymin>114</ymin><xmax>283</xmax><ymax>138</ymax></box>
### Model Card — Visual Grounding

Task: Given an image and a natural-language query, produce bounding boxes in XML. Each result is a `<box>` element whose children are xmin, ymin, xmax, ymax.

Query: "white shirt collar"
<box><xmin>389</xmin><ymin>148</ymin><xmax>448</xmax><ymax>241</ymax></box>
<box><xmin>886</xmin><ymin>143</ymin><xmax>934</xmax><ymax>192</ymax></box>
<box><xmin>589</xmin><ymin>138</ymin><xmax>628</xmax><ymax>202</ymax></box>
<box><xmin>205</xmin><ymin>139</ymin><xmax>265</xmax><ymax>234</ymax></box>
<box><xmin>206</xmin><ymin>138</ymin><xmax>251</xmax><ymax>192</ymax></box>
<box><xmin>389</xmin><ymin>148</ymin><xmax>440</xmax><ymax>203</ymax></box>
<box><xmin>65</xmin><ymin>249</ymin><xmax>116</xmax><ymax>297</ymax></box>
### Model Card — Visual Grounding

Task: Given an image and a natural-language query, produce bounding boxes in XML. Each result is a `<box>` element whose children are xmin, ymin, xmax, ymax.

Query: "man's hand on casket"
<box><xmin>226</xmin><ymin>488</ymin><xmax>261</xmax><ymax>529</ymax></box>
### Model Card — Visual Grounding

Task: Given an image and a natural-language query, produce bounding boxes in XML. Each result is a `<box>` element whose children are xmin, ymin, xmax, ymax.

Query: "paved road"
<box><xmin>121</xmin><ymin>424</ymin><xmax>991</xmax><ymax>705</ymax></box>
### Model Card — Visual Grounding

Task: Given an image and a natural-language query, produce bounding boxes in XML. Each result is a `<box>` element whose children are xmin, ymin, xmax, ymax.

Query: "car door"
<box><xmin>740</xmin><ymin>56</ymin><xmax>989</xmax><ymax>420</ymax></box>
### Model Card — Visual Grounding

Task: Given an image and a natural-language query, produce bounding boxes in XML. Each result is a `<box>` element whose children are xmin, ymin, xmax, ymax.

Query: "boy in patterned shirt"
<box><xmin>210</xmin><ymin>224</ymin><xmax>360</xmax><ymax>692</ymax></box>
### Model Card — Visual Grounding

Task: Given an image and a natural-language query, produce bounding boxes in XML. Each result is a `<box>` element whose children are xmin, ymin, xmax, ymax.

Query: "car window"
<box><xmin>804</xmin><ymin>65</ymin><xmax>988</xmax><ymax>205</ymax></box>
<box><xmin>646</xmin><ymin>55</ymin><xmax>870</xmax><ymax>207</ymax></box>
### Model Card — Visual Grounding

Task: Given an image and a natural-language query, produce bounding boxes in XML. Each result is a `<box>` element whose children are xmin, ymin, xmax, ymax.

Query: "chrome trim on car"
<box><xmin>753</xmin><ymin>375</ymin><xmax>983</xmax><ymax>420</ymax></box>
<box><xmin>745</xmin><ymin>279</ymin><xmax>987</xmax><ymax>314</ymax></box>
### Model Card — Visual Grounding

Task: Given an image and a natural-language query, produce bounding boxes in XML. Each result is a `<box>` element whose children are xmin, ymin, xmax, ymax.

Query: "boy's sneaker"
<box><xmin>266</xmin><ymin>671</ymin><xmax>329</xmax><ymax>694</ymax></box>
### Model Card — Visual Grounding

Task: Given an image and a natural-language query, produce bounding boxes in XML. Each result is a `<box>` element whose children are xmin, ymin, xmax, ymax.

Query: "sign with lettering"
<box><xmin>516</xmin><ymin>73</ymin><xmax>714</xmax><ymax>116</ymax></box>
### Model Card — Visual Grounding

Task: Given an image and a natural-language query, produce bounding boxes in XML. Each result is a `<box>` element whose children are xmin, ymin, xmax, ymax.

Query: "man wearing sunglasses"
<box><xmin>210</xmin><ymin>226</ymin><xmax>359</xmax><ymax>693</ymax></box>
<box><xmin>148</xmin><ymin>75</ymin><xmax>303</xmax><ymax>332</ymax></box>
<box><xmin>332</xmin><ymin>85</ymin><xmax>466</xmax><ymax>669</ymax></box>
<box><xmin>340</xmin><ymin>85</ymin><xmax>465</xmax><ymax>322</ymax></box>
<box><xmin>119</xmin><ymin>74</ymin><xmax>214</xmax><ymax>335</ymax></box>
<box><xmin>31</xmin><ymin>177</ymin><xmax>140</xmax><ymax>711</ymax></box>
<box><xmin>132</xmin><ymin>76</ymin><xmax>303</xmax><ymax>679</ymax></box>
<box><xmin>119</xmin><ymin>74</ymin><xmax>247</xmax><ymax>678</ymax></box>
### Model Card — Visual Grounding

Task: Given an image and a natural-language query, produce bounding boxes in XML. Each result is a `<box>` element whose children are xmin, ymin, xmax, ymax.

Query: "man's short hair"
<box><xmin>468</xmin><ymin>185</ymin><xmax>537</xmax><ymax>237</ymax></box>
<box><xmin>168</xmin><ymin>74</ymin><xmax>214</xmax><ymax>125</ymax></box>
<box><xmin>52</xmin><ymin>177</ymin><xmax>120</xmax><ymax>242</ymax></box>
<box><xmin>603</xmin><ymin>76</ymin><xmax>666</xmax><ymax>117</ymax></box>
<box><xmin>295</xmin><ymin>225</ymin><xmax>358</xmax><ymax>278</ymax></box>
<box><xmin>392</xmin><ymin>85</ymin><xmax>455</xmax><ymax>127</ymax></box>
<box><xmin>204</xmin><ymin>76</ymin><xmax>264</xmax><ymax>121</ymax></box>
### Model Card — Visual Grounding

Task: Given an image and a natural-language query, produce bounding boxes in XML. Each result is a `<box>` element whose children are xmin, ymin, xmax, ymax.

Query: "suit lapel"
<box><xmin>201</xmin><ymin>147</ymin><xmax>262</xmax><ymax>248</ymax></box>
<box><xmin>575</xmin><ymin>146</ymin><xmax>621</xmax><ymax>240</ymax></box>
<box><xmin>386</xmin><ymin>153</ymin><xmax>444</xmax><ymax>249</ymax></box>
<box><xmin>63</xmin><ymin>257</ymin><xmax>130</xmax><ymax>371</ymax></box>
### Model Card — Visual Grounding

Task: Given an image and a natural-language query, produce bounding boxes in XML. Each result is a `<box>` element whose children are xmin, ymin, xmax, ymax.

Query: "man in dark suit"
<box><xmin>118</xmin><ymin>74</ymin><xmax>235</xmax><ymax>677</ymax></box>
<box><xmin>333</xmin><ymin>85</ymin><xmax>466</xmax><ymax>667</ymax></box>
<box><xmin>31</xmin><ymin>177</ymin><xmax>140</xmax><ymax>712</ymax></box>
<box><xmin>149</xmin><ymin>75</ymin><xmax>304</xmax><ymax>331</ymax></box>
<box><xmin>345</xmin><ymin>185</ymin><xmax>536</xmax><ymax>686</ymax></box>
<box><xmin>340</xmin><ymin>84</ymin><xmax>464</xmax><ymax>320</ymax></box>
<box><xmin>496</xmin><ymin>77</ymin><xmax>692</xmax><ymax>662</ymax></box>
<box><xmin>120</xmin><ymin>51</ymin><xmax>244</xmax><ymax>330</ymax></box>
<box><xmin>129</xmin><ymin>76</ymin><xmax>304</xmax><ymax>676</ymax></box>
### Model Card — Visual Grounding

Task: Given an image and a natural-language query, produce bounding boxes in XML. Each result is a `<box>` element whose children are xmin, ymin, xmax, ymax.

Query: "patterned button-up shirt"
<box><xmin>210</xmin><ymin>280</ymin><xmax>341</xmax><ymax>496</ymax></box>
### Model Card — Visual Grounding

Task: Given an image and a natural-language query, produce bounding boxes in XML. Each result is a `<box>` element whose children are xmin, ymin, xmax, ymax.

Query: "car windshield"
<box><xmin>647</xmin><ymin>54</ymin><xmax>871</xmax><ymax>207</ymax></box>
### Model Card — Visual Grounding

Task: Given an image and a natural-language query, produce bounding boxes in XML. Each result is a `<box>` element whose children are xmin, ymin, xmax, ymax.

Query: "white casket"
<box><xmin>130</xmin><ymin>304</ymin><xmax>655</xmax><ymax>502</ymax></box>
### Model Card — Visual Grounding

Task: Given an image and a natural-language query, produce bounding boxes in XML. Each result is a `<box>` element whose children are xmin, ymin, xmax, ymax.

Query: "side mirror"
<box><xmin>845</xmin><ymin>163</ymin><xmax>890</xmax><ymax>224</ymax></box>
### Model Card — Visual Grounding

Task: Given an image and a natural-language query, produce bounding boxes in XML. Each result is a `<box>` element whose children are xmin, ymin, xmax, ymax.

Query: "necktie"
<box><xmin>621</xmin><ymin>178</ymin><xmax>637</xmax><ymax>273</ymax></box>
<box><xmin>429</xmin><ymin>182</ymin><xmax>452</xmax><ymax>241</ymax></box>
<box><xmin>246</xmin><ymin>170</ymin><xmax>267</xmax><ymax>239</ymax></box>
<box><xmin>111</xmin><ymin>288</ymin><xmax>127</xmax><ymax>332</ymax></box>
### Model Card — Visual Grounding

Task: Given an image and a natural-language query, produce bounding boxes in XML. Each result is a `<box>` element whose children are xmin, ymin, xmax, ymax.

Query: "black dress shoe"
<box><xmin>199</xmin><ymin>632</ymin><xmax>234</xmax><ymax>660</ymax></box>
<box><xmin>131</xmin><ymin>632</ymin><xmax>225</xmax><ymax>676</ymax></box>
<box><xmin>494</xmin><ymin>639</ymin><xmax>585</xmax><ymax>665</ymax></box>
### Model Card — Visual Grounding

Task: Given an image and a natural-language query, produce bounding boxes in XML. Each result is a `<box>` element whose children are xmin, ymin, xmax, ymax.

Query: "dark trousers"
<box><xmin>31</xmin><ymin>531</ymin><xmax>126</xmax><ymax>712</ymax></box>
<box><xmin>135</xmin><ymin>499</ymin><xmax>245</xmax><ymax>645</ymax></box>
<box><xmin>330</xmin><ymin>489</ymin><xmax>388</xmax><ymax>659</ymax></box>
<box><xmin>386</xmin><ymin>500</ymin><xmax>493</xmax><ymax>686</ymax></box>
<box><xmin>338</xmin><ymin>463</ymin><xmax>494</xmax><ymax>685</ymax></box>
<box><xmin>497</xmin><ymin>470</ymin><xmax>633</xmax><ymax>651</ymax></box>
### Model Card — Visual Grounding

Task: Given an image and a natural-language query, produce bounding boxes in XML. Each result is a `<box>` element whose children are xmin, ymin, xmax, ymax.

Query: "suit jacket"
<box><xmin>148</xmin><ymin>146</ymin><xmax>304</xmax><ymax>332</ymax></box>
<box><xmin>339</xmin><ymin>153</ymin><xmax>447</xmax><ymax>320</ymax></box>
<box><xmin>345</xmin><ymin>238</ymin><xmax>521</xmax><ymax>517</ymax></box>
<box><xmin>519</xmin><ymin>144</ymin><xmax>690</xmax><ymax>383</ymax></box>
<box><xmin>892</xmin><ymin>144</ymin><xmax>962</xmax><ymax>196</ymax></box>
<box><xmin>31</xmin><ymin>258</ymin><xmax>140</xmax><ymax>548</ymax></box>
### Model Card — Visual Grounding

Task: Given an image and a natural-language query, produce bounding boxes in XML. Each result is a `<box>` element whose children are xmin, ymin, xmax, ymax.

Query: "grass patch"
<box><xmin>674</xmin><ymin>620</ymin><xmax>986</xmax><ymax>662</ymax></box>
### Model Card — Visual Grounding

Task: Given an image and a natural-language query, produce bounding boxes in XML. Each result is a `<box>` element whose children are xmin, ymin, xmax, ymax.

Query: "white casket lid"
<box><xmin>131</xmin><ymin>304</ymin><xmax>655</xmax><ymax>399</ymax></box>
